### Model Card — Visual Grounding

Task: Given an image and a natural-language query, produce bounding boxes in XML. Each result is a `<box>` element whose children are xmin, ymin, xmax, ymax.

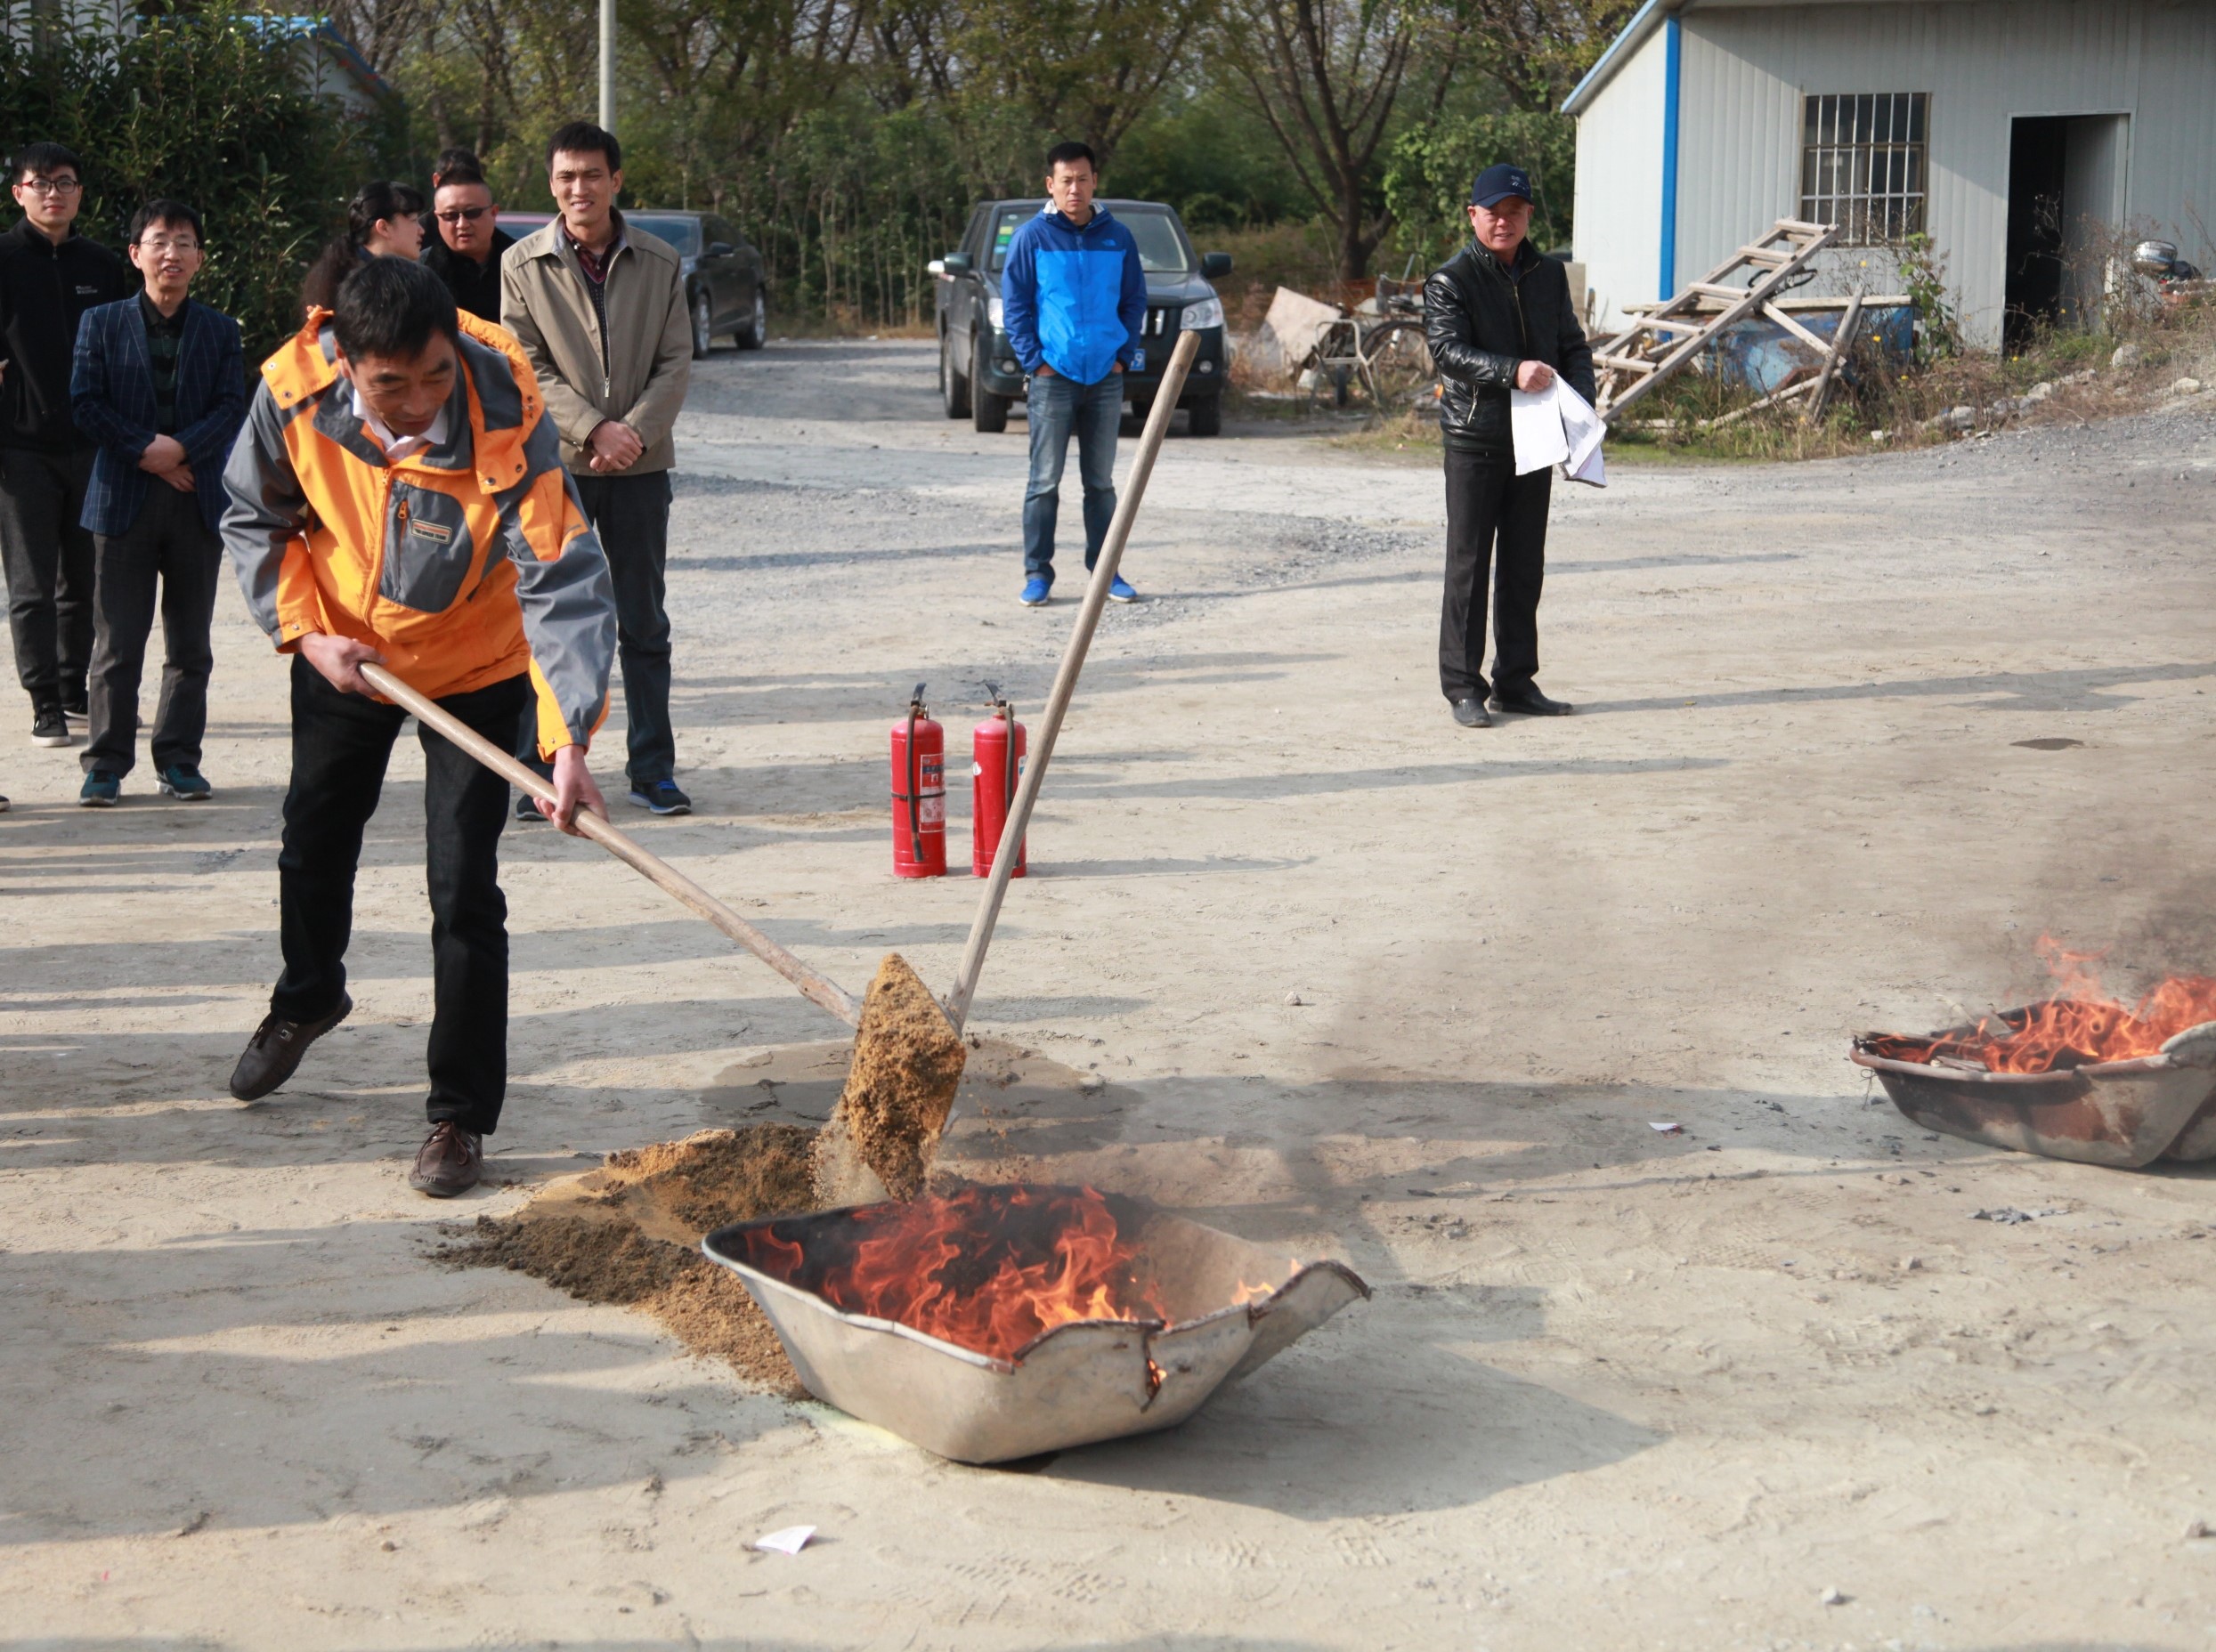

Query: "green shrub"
<box><xmin>2</xmin><ymin>1</ymin><xmax>369</xmax><ymax>360</ymax></box>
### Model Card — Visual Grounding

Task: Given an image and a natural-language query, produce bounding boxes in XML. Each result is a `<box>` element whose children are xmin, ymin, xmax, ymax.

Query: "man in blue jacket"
<box><xmin>1000</xmin><ymin>142</ymin><xmax>1147</xmax><ymax>606</ymax></box>
<box><xmin>68</xmin><ymin>199</ymin><xmax>246</xmax><ymax>805</ymax></box>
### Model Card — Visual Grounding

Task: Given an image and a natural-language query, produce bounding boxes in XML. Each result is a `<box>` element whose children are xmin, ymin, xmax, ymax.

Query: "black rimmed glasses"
<box><xmin>20</xmin><ymin>176</ymin><xmax>82</xmax><ymax>196</ymax></box>
<box><xmin>435</xmin><ymin>206</ymin><xmax>489</xmax><ymax>223</ymax></box>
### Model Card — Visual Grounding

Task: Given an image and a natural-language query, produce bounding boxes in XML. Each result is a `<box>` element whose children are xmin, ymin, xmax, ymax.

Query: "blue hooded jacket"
<box><xmin>1001</xmin><ymin>205</ymin><xmax>1148</xmax><ymax>385</ymax></box>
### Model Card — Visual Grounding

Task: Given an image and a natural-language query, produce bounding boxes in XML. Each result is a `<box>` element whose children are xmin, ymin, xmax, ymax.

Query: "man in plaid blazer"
<box><xmin>69</xmin><ymin>199</ymin><xmax>246</xmax><ymax>805</ymax></box>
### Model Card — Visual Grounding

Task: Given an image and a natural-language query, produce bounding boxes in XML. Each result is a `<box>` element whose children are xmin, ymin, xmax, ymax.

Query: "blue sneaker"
<box><xmin>1019</xmin><ymin>576</ymin><xmax>1051</xmax><ymax>606</ymax></box>
<box><xmin>1108</xmin><ymin>575</ymin><xmax>1139</xmax><ymax>603</ymax></box>
<box><xmin>79</xmin><ymin>770</ymin><xmax>120</xmax><ymax>807</ymax></box>
<box><xmin>629</xmin><ymin>779</ymin><xmax>692</xmax><ymax>815</ymax></box>
<box><xmin>157</xmin><ymin>764</ymin><xmax>213</xmax><ymax>801</ymax></box>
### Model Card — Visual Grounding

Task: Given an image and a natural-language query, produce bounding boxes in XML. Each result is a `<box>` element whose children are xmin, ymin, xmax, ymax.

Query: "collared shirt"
<box><xmin>560</xmin><ymin>211</ymin><xmax>627</xmax><ymax>391</ymax></box>
<box><xmin>139</xmin><ymin>292</ymin><xmax>186</xmax><ymax>434</ymax></box>
<box><xmin>348</xmin><ymin>376</ymin><xmax>448</xmax><ymax>464</ymax></box>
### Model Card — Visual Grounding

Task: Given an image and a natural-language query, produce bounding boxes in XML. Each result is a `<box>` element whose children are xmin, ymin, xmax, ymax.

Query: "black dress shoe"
<box><xmin>1490</xmin><ymin>686</ymin><xmax>1574</xmax><ymax>717</ymax></box>
<box><xmin>229</xmin><ymin>993</ymin><xmax>352</xmax><ymax>1100</ymax></box>
<box><xmin>410</xmin><ymin>1121</ymin><xmax>483</xmax><ymax>1196</ymax></box>
<box><xmin>1450</xmin><ymin>698</ymin><xmax>1492</xmax><ymax>728</ymax></box>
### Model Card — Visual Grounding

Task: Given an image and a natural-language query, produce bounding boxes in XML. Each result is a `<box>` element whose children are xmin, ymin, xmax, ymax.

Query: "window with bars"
<box><xmin>1800</xmin><ymin>93</ymin><xmax>1929</xmax><ymax>243</ymax></box>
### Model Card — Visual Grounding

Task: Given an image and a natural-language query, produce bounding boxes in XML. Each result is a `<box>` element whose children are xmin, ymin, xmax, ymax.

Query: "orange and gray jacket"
<box><xmin>220</xmin><ymin>309</ymin><xmax>615</xmax><ymax>757</ymax></box>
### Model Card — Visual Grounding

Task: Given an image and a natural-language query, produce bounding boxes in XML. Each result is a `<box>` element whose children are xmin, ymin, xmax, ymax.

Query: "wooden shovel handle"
<box><xmin>942</xmin><ymin>328</ymin><xmax>1201</xmax><ymax>1031</ymax></box>
<box><xmin>359</xmin><ymin>662</ymin><xmax>859</xmax><ymax>1026</ymax></box>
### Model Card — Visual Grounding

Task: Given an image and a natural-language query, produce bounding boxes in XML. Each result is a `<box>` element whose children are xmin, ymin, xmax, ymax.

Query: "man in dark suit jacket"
<box><xmin>68</xmin><ymin>199</ymin><xmax>246</xmax><ymax>805</ymax></box>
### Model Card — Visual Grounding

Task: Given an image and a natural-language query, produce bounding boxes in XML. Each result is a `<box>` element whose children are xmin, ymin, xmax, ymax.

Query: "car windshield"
<box><xmin>989</xmin><ymin>206</ymin><xmax>1191</xmax><ymax>274</ymax></box>
<box><xmin>626</xmin><ymin>215</ymin><xmax>701</xmax><ymax>255</ymax></box>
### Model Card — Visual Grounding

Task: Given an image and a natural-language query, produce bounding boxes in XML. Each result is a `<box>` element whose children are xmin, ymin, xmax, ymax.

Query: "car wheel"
<box><xmin>736</xmin><ymin>286</ymin><xmax>767</xmax><ymax>351</ymax></box>
<box><xmin>971</xmin><ymin>337</ymin><xmax>1009</xmax><ymax>433</ymax></box>
<box><xmin>689</xmin><ymin>289</ymin><xmax>713</xmax><ymax>360</ymax></box>
<box><xmin>1187</xmin><ymin>396</ymin><xmax>1222</xmax><ymax>436</ymax></box>
<box><xmin>940</xmin><ymin>331</ymin><xmax>971</xmax><ymax>419</ymax></box>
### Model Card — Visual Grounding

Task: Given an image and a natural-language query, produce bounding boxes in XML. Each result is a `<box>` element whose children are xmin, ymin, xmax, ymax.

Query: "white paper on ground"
<box><xmin>1510</xmin><ymin>379</ymin><xmax>1607</xmax><ymax>486</ymax></box>
<box><xmin>753</xmin><ymin>1525</ymin><xmax>816</xmax><ymax>1555</ymax></box>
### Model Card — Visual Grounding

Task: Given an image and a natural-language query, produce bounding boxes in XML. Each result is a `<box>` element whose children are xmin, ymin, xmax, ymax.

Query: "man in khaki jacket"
<box><xmin>501</xmin><ymin>120</ymin><xmax>694</xmax><ymax>815</ymax></box>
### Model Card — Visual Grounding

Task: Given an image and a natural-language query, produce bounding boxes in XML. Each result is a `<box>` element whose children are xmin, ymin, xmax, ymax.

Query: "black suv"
<box><xmin>500</xmin><ymin>209</ymin><xmax>769</xmax><ymax>359</ymax></box>
<box><xmin>930</xmin><ymin>199</ymin><xmax>1232</xmax><ymax>434</ymax></box>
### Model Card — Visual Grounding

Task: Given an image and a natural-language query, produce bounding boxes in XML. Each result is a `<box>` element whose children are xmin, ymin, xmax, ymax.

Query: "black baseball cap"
<box><xmin>1471</xmin><ymin>164</ymin><xmax>1533</xmax><ymax>207</ymax></box>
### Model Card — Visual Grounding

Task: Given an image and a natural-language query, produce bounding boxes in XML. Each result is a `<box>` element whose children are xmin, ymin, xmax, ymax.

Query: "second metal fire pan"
<box><xmin>1850</xmin><ymin>1018</ymin><xmax>2216</xmax><ymax>1169</ymax></box>
<box><xmin>702</xmin><ymin>1197</ymin><xmax>1368</xmax><ymax>1465</ymax></box>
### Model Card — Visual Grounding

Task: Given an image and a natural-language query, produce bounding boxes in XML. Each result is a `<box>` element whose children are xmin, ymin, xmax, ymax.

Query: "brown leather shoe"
<box><xmin>409</xmin><ymin>1121</ymin><xmax>483</xmax><ymax>1197</ymax></box>
<box><xmin>229</xmin><ymin>993</ymin><xmax>353</xmax><ymax>1101</ymax></box>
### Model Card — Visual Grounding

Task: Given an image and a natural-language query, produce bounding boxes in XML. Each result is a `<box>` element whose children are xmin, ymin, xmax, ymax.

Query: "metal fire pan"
<box><xmin>701</xmin><ymin>1190</ymin><xmax>1369</xmax><ymax>1464</ymax></box>
<box><xmin>1851</xmin><ymin>1016</ymin><xmax>2216</xmax><ymax>1169</ymax></box>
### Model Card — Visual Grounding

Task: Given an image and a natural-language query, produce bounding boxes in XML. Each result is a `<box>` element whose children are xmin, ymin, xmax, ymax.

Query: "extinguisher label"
<box><xmin>921</xmin><ymin>795</ymin><xmax>946</xmax><ymax>826</ymax></box>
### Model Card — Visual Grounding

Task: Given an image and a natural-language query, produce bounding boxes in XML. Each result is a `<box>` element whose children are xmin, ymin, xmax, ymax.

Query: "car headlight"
<box><xmin>1182</xmin><ymin>295</ymin><xmax>1225</xmax><ymax>330</ymax></box>
<box><xmin>986</xmin><ymin>293</ymin><xmax>1004</xmax><ymax>328</ymax></box>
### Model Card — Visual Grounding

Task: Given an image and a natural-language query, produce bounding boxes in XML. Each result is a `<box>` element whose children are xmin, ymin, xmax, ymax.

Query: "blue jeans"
<box><xmin>1022</xmin><ymin>370</ymin><xmax>1121</xmax><ymax>583</ymax></box>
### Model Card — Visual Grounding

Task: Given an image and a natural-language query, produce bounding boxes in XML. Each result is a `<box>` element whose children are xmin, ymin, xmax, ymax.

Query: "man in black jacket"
<box><xmin>421</xmin><ymin>152</ymin><xmax>515</xmax><ymax>325</ymax></box>
<box><xmin>1424</xmin><ymin>163</ymin><xmax>1595</xmax><ymax>728</ymax></box>
<box><xmin>0</xmin><ymin>142</ymin><xmax>131</xmax><ymax>748</ymax></box>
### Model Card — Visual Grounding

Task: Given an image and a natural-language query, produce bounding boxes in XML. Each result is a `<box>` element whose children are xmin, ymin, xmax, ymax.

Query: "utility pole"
<box><xmin>598</xmin><ymin>0</ymin><xmax>615</xmax><ymax>131</ymax></box>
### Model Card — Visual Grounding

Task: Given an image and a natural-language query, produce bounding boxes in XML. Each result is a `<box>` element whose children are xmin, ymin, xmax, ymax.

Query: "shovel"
<box><xmin>361</xmin><ymin>660</ymin><xmax>864</xmax><ymax>1024</ymax></box>
<box><xmin>814</xmin><ymin>334</ymin><xmax>1201</xmax><ymax>1199</ymax></box>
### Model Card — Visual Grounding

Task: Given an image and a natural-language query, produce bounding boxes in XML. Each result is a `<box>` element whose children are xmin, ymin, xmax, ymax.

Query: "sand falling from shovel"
<box><xmin>443</xmin><ymin>954</ymin><xmax>969</xmax><ymax>1388</ymax></box>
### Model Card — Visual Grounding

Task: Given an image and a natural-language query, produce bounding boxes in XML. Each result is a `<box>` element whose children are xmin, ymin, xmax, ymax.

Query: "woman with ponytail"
<box><xmin>301</xmin><ymin>181</ymin><xmax>425</xmax><ymax>313</ymax></box>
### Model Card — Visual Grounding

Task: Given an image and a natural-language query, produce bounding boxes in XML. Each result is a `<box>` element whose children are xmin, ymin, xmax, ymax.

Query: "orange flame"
<box><xmin>1864</xmin><ymin>935</ymin><xmax>2216</xmax><ymax>1073</ymax></box>
<box><xmin>734</xmin><ymin>1186</ymin><xmax>1174</xmax><ymax>1361</ymax></box>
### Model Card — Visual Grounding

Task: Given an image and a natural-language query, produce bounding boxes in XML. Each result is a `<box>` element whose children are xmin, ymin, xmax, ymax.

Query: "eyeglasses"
<box><xmin>135</xmin><ymin>238</ymin><xmax>200</xmax><ymax>255</ymax></box>
<box><xmin>435</xmin><ymin>206</ymin><xmax>488</xmax><ymax>223</ymax></box>
<box><xmin>19</xmin><ymin>176</ymin><xmax>82</xmax><ymax>196</ymax></box>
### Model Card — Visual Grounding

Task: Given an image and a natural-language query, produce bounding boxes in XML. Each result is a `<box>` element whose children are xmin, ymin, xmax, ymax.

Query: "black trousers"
<box><xmin>274</xmin><ymin>657</ymin><xmax>528</xmax><ymax>1133</ymax></box>
<box><xmin>516</xmin><ymin>469</ymin><xmax>672</xmax><ymax>787</ymax></box>
<box><xmin>0</xmin><ymin>445</ymin><xmax>97</xmax><ymax>709</ymax></box>
<box><xmin>1439</xmin><ymin>446</ymin><xmax>1552</xmax><ymax>702</ymax></box>
<box><xmin>84</xmin><ymin>485</ymin><xmax>221</xmax><ymax>777</ymax></box>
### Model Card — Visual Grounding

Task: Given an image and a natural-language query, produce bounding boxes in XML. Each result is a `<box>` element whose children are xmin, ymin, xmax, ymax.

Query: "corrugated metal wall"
<box><xmin>1574</xmin><ymin>24</ymin><xmax>1670</xmax><ymax>331</ymax></box>
<box><xmin>1672</xmin><ymin>1</ymin><xmax>2216</xmax><ymax>348</ymax></box>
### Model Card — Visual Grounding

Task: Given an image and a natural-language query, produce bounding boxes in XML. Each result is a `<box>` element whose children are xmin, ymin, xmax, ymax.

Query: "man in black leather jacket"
<box><xmin>1424</xmin><ymin>163</ymin><xmax>1594</xmax><ymax>726</ymax></box>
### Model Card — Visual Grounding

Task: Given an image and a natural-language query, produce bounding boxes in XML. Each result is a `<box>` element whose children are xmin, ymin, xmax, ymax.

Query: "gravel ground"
<box><xmin>3</xmin><ymin>338</ymin><xmax>2214</xmax><ymax>1650</ymax></box>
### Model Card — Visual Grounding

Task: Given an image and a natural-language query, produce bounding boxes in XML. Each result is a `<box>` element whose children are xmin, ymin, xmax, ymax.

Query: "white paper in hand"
<box><xmin>1511</xmin><ymin>379</ymin><xmax>1607</xmax><ymax>485</ymax></box>
<box><xmin>1509</xmin><ymin>385</ymin><xmax>1570</xmax><ymax>474</ymax></box>
<box><xmin>1557</xmin><ymin>380</ymin><xmax>1607</xmax><ymax>488</ymax></box>
<box><xmin>753</xmin><ymin>1525</ymin><xmax>816</xmax><ymax>1555</ymax></box>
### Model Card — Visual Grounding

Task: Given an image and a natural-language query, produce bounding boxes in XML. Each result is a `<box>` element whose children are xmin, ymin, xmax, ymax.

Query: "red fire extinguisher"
<box><xmin>971</xmin><ymin>686</ymin><xmax>1027</xmax><ymax>879</ymax></box>
<box><xmin>890</xmin><ymin>682</ymin><xmax>946</xmax><ymax>878</ymax></box>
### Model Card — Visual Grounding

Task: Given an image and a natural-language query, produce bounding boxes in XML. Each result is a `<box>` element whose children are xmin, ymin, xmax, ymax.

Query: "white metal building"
<box><xmin>1563</xmin><ymin>0</ymin><xmax>2216</xmax><ymax>349</ymax></box>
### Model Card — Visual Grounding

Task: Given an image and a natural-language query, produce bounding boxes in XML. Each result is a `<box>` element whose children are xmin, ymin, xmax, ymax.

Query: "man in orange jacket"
<box><xmin>221</xmin><ymin>258</ymin><xmax>616</xmax><ymax>1195</ymax></box>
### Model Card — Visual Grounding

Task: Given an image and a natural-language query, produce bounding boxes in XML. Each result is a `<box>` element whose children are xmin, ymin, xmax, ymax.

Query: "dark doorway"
<box><xmin>2005</xmin><ymin>117</ymin><xmax>2067</xmax><ymax>350</ymax></box>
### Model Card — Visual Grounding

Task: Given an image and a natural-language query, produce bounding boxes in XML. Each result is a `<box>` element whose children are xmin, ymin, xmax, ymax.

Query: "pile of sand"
<box><xmin>443</xmin><ymin>1124</ymin><xmax>817</xmax><ymax>1393</ymax></box>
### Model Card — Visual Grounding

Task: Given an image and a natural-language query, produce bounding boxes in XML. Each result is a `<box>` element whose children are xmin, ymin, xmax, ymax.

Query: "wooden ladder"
<box><xmin>1592</xmin><ymin>218</ymin><xmax>1847</xmax><ymax>423</ymax></box>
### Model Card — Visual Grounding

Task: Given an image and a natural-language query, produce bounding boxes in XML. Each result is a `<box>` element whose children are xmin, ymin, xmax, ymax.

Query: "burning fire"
<box><xmin>733</xmin><ymin>1185</ymin><xmax>1181</xmax><ymax>1361</ymax></box>
<box><xmin>1863</xmin><ymin>935</ymin><xmax>2216</xmax><ymax>1073</ymax></box>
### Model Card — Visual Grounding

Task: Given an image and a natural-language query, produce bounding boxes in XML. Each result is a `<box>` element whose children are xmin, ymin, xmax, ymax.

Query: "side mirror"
<box><xmin>943</xmin><ymin>252</ymin><xmax>974</xmax><ymax>276</ymax></box>
<box><xmin>1201</xmin><ymin>251</ymin><xmax>1233</xmax><ymax>279</ymax></box>
<box><xmin>706</xmin><ymin>241</ymin><xmax>735</xmax><ymax>258</ymax></box>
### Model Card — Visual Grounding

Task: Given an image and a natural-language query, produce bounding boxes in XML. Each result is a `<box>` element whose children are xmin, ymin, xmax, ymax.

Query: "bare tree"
<box><xmin>1213</xmin><ymin>0</ymin><xmax>1463</xmax><ymax>279</ymax></box>
<box><xmin>964</xmin><ymin>0</ymin><xmax>1216</xmax><ymax>170</ymax></box>
<box><xmin>1459</xmin><ymin>0</ymin><xmax>1636</xmax><ymax>110</ymax></box>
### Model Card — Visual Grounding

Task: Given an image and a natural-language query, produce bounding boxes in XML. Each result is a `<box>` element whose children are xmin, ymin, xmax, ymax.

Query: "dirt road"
<box><xmin>4</xmin><ymin>341</ymin><xmax>2214</xmax><ymax>1650</ymax></box>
